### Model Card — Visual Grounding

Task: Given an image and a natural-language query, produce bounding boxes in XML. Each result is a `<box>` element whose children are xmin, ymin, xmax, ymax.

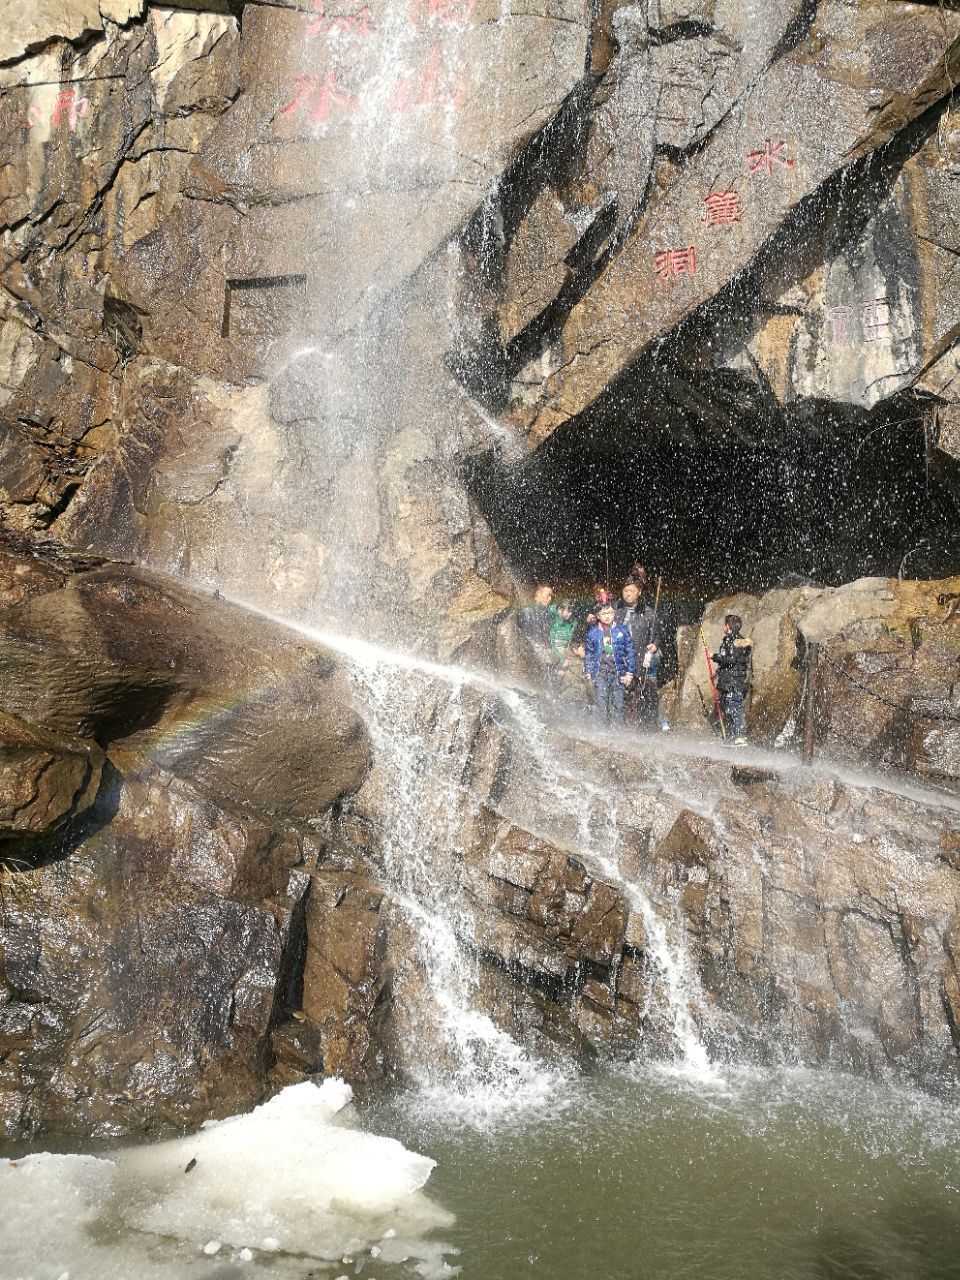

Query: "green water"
<box><xmin>363</xmin><ymin>1067</ymin><xmax>960</xmax><ymax>1280</ymax></box>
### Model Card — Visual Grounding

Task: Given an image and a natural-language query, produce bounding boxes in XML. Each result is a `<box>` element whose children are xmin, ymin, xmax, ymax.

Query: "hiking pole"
<box><xmin>642</xmin><ymin>574</ymin><xmax>663</xmax><ymax>690</ymax></box>
<box><xmin>699</xmin><ymin>624</ymin><xmax>726</xmax><ymax>740</ymax></box>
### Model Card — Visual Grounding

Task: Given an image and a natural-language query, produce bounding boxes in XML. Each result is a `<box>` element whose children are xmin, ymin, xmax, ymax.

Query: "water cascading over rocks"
<box><xmin>0</xmin><ymin>0</ymin><xmax>959</xmax><ymax>1137</ymax></box>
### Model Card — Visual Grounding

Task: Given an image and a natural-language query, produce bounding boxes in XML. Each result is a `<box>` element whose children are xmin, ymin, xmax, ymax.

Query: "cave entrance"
<box><xmin>466</xmin><ymin>382</ymin><xmax>960</xmax><ymax>612</ymax></box>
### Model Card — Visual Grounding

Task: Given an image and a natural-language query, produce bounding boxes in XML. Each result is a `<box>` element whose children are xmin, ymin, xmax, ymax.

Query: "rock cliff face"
<box><xmin>302</xmin><ymin>678</ymin><xmax>960</xmax><ymax>1094</ymax></box>
<box><xmin>1</xmin><ymin>0</ymin><xmax>960</xmax><ymax>1136</ymax></box>
<box><xmin>674</xmin><ymin>573</ymin><xmax>960</xmax><ymax>782</ymax></box>
<box><xmin>0</xmin><ymin>542</ymin><xmax>369</xmax><ymax>1139</ymax></box>
<box><xmin>2</xmin><ymin>1</ymin><xmax>959</xmax><ymax>639</ymax></box>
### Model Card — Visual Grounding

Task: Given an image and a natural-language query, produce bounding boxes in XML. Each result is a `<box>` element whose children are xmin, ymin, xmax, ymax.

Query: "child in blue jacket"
<box><xmin>584</xmin><ymin>604</ymin><xmax>636</xmax><ymax>725</ymax></box>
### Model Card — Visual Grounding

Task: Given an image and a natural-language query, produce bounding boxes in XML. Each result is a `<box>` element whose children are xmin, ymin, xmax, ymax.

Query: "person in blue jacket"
<box><xmin>584</xmin><ymin>603</ymin><xmax>636</xmax><ymax>725</ymax></box>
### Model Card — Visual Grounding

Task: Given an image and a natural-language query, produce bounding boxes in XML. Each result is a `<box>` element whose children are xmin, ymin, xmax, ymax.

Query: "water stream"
<box><xmin>222</xmin><ymin>591</ymin><xmax>725</xmax><ymax>1094</ymax></box>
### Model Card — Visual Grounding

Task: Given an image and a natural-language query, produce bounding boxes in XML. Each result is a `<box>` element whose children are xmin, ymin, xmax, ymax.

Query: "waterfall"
<box><xmin>496</xmin><ymin>689</ymin><xmax>722</xmax><ymax>1081</ymax></box>
<box><xmin>258</xmin><ymin>6</ymin><xmax>727</xmax><ymax>1106</ymax></box>
<box><xmin>343</xmin><ymin>657</ymin><xmax>564</xmax><ymax>1121</ymax></box>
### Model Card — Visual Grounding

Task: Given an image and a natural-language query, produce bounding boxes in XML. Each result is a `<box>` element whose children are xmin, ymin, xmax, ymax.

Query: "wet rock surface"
<box><xmin>0</xmin><ymin>540</ymin><xmax>369</xmax><ymax>1139</ymax></box>
<box><xmin>305</xmin><ymin>677</ymin><xmax>960</xmax><ymax>1095</ymax></box>
<box><xmin>0</xmin><ymin>710</ymin><xmax>103</xmax><ymax>842</ymax></box>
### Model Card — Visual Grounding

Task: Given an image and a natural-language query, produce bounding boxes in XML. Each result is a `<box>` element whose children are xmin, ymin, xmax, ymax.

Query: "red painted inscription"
<box><xmin>827</xmin><ymin>305</ymin><xmax>854</xmax><ymax>347</ymax></box>
<box><xmin>390</xmin><ymin>44</ymin><xmax>467</xmax><ymax>113</ymax></box>
<box><xmin>826</xmin><ymin>297</ymin><xmax>892</xmax><ymax>347</ymax></box>
<box><xmin>747</xmin><ymin>139</ymin><xmax>793</xmax><ymax>177</ymax></box>
<box><xmin>281</xmin><ymin>71</ymin><xmax>356</xmax><ymax>124</ymax></box>
<box><xmin>408</xmin><ymin>0</ymin><xmax>476</xmax><ymax>23</ymax></box>
<box><xmin>702</xmin><ymin>190</ymin><xmax>741</xmax><ymax>225</ymax></box>
<box><xmin>861</xmin><ymin>297</ymin><xmax>891</xmax><ymax>342</ymax></box>
<box><xmin>655</xmin><ymin>245</ymin><xmax>698</xmax><ymax>284</ymax></box>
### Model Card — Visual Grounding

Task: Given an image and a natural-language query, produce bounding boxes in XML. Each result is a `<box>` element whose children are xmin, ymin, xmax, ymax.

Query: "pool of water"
<box><xmin>3</xmin><ymin>1066</ymin><xmax>959</xmax><ymax>1280</ymax></box>
<box><xmin>362</xmin><ymin>1065</ymin><xmax>960</xmax><ymax>1280</ymax></box>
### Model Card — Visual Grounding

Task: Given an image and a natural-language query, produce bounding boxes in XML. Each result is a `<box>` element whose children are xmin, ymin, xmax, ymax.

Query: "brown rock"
<box><xmin>0</xmin><ymin>769</ymin><xmax>312</xmax><ymax>1140</ymax></box>
<box><xmin>0</xmin><ymin>711</ymin><xmax>103</xmax><ymax>844</ymax></box>
<box><xmin>0</xmin><ymin>562</ymin><xmax>370</xmax><ymax>819</ymax></box>
<box><xmin>569</xmin><ymin>881</ymin><xmax>626</xmax><ymax>966</ymax></box>
<box><xmin>301</xmin><ymin>864</ymin><xmax>395</xmax><ymax>1087</ymax></box>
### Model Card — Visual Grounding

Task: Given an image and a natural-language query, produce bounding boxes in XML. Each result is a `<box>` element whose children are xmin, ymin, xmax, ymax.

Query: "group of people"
<box><xmin>517</xmin><ymin>567</ymin><xmax>671</xmax><ymax>732</ymax></box>
<box><xmin>517</xmin><ymin>565</ymin><xmax>753</xmax><ymax>745</ymax></box>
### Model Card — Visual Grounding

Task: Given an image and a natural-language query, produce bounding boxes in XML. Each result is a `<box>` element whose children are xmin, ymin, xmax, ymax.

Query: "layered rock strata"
<box><xmin>300</xmin><ymin>678</ymin><xmax>960</xmax><ymax>1095</ymax></box>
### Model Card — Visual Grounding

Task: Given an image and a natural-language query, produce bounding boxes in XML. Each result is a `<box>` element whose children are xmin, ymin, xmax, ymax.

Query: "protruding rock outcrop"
<box><xmin>0</xmin><ymin>539</ymin><xmax>369</xmax><ymax>1139</ymax></box>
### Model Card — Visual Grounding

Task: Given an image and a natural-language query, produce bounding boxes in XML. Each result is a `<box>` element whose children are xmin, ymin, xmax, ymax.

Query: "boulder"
<box><xmin>0</xmin><ymin>770</ymin><xmax>320</xmax><ymax>1139</ymax></box>
<box><xmin>0</xmin><ymin>558</ymin><xmax>369</xmax><ymax>821</ymax></box>
<box><xmin>0</xmin><ymin>711</ymin><xmax>103</xmax><ymax>844</ymax></box>
<box><xmin>676</xmin><ymin>575</ymin><xmax>960</xmax><ymax>781</ymax></box>
<box><xmin>492</xmin><ymin>2</ymin><xmax>960</xmax><ymax>447</ymax></box>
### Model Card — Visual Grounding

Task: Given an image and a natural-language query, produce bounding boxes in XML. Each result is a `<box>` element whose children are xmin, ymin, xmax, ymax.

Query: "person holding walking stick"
<box><xmin>711</xmin><ymin>613</ymin><xmax>753</xmax><ymax>746</ymax></box>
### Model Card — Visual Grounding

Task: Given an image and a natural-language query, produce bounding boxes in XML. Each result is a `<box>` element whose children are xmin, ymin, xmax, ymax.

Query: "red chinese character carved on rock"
<box><xmin>702</xmin><ymin>190</ymin><xmax>741</xmax><ymax>225</ymax></box>
<box><xmin>33</xmin><ymin>87</ymin><xmax>91</xmax><ymax>132</ymax></box>
<box><xmin>281</xmin><ymin>71</ymin><xmax>356</xmax><ymax>124</ymax></box>
<box><xmin>827</xmin><ymin>305</ymin><xmax>854</xmax><ymax>347</ymax></box>
<box><xmin>655</xmin><ymin>245</ymin><xmax>697</xmax><ymax>284</ymax></box>
<box><xmin>861</xmin><ymin>297</ymin><xmax>891</xmax><ymax>342</ymax></box>
<box><xmin>747</xmin><ymin>139</ymin><xmax>793</xmax><ymax>177</ymax></box>
<box><xmin>390</xmin><ymin>44</ymin><xmax>467</xmax><ymax>114</ymax></box>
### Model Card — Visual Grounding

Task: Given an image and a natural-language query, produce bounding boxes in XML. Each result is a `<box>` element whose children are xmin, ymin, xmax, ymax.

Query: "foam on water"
<box><xmin>1</xmin><ymin>1081</ymin><xmax>457</xmax><ymax>1280</ymax></box>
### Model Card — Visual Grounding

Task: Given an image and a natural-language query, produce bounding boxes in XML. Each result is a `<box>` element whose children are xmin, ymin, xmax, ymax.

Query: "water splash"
<box><xmin>346</xmin><ymin>659</ymin><xmax>565</xmax><ymax>1125</ymax></box>
<box><xmin>496</xmin><ymin>691</ymin><xmax>723</xmax><ymax>1083</ymax></box>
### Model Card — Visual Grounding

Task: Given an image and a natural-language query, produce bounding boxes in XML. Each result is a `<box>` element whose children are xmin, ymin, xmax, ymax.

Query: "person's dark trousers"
<box><xmin>593</xmin><ymin>669</ymin><xmax>625</xmax><ymax>724</ymax></box>
<box><xmin>723</xmin><ymin>690</ymin><xmax>745</xmax><ymax>738</ymax></box>
<box><xmin>623</xmin><ymin>678</ymin><xmax>640</xmax><ymax>727</ymax></box>
<box><xmin>637</xmin><ymin>677</ymin><xmax>661</xmax><ymax>728</ymax></box>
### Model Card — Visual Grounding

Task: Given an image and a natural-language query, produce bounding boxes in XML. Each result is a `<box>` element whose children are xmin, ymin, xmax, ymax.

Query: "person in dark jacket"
<box><xmin>711</xmin><ymin>613</ymin><xmax>753</xmax><ymax>745</ymax></box>
<box><xmin>517</xmin><ymin>584</ymin><xmax>554</xmax><ymax>667</ymax></box>
<box><xmin>616</xmin><ymin>578</ymin><xmax>666</xmax><ymax>729</ymax></box>
<box><xmin>584</xmin><ymin>603</ymin><xmax>636</xmax><ymax>725</ymax></box>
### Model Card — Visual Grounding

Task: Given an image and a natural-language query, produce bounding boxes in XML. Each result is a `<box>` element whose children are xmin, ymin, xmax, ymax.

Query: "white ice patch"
<box><xmin>2</xmin><ymin>1080</ymin><xmax>456</xmax><ymax>1279</ymax></box>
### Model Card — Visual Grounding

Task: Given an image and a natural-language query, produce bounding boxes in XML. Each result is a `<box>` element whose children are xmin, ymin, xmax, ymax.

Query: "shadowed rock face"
<box><xmin>0</xmin><ymin>543</ymin><xmax>369</xmax><ymax>1140</ymax></box>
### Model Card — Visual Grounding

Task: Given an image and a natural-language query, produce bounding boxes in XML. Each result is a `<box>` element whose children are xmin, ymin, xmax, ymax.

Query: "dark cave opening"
<box><xmin>466</xmin><ymin>385</ymin><xmax>960</xmax><ymax>611</ymax></box>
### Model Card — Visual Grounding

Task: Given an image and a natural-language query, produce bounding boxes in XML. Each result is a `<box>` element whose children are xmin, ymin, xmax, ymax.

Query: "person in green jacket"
<box><xmin>548</xmin><ymin>600</ymin><xmax>583</xmax><ymax>703</ymax></box>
